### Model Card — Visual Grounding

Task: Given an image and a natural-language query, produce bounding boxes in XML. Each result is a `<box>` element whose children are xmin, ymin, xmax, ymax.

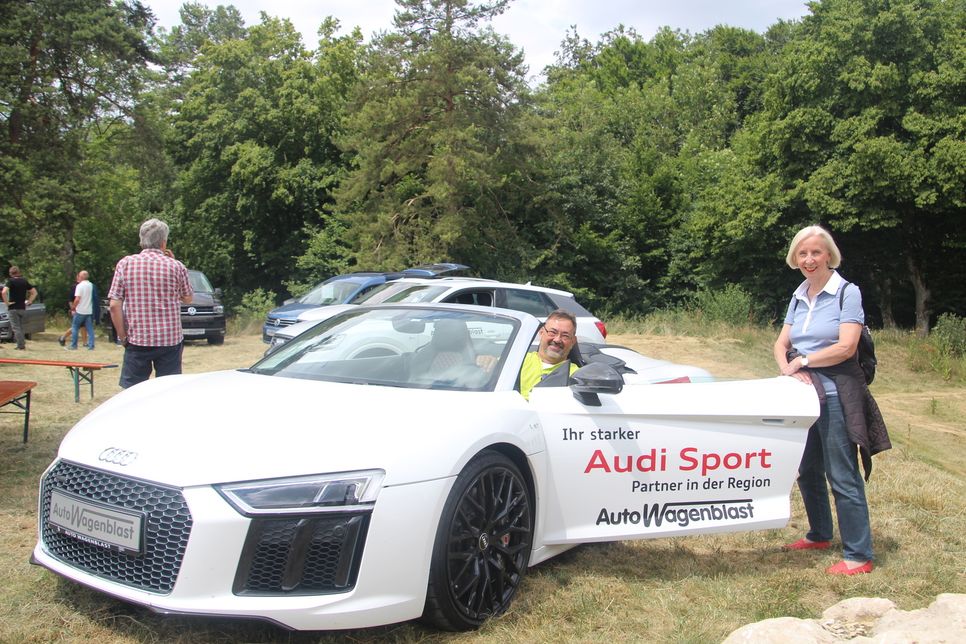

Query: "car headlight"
<box><xmin>217</xmin><ymin>470</ymin><xmax>385</xmax><ymax>516</ymax></box>
<box><xmin>269</xmin><ymin>334</ymin><xmax>290</xmax><ymax>350</ymax></box>
<box><xmin>213</xmin><ymin>304</ymin><xmax>224</xmax><ymax>315</ymax></box>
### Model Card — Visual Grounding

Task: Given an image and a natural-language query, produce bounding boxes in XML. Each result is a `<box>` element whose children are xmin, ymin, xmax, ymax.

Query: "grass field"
<box><xmin>1</xmin><ymin>324</ymin><xmax>963</xmax><ymax>643</ymax></box>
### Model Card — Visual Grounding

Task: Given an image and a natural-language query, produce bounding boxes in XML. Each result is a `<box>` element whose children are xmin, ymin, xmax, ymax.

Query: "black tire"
<box><xmin>423</xmin><ymin>451</ymin><xmax>533</xmax><ymax>631</ymax></box>
<box><xmin>207</xmin><ymin>334</ymin><xmax>225</xmax><ymax>345</ymax></box>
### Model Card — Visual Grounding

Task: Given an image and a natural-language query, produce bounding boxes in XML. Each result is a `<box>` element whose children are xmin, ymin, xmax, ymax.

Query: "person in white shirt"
<box><xmin>68</xmin><ymin>270</ymin><xmax>95</xmax><ymax>350</ymax></box>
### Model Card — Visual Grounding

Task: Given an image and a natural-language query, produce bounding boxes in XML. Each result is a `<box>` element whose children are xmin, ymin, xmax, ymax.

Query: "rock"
<box><xmin>722</xmin><ymin>616</ymin><xmax>839</xmax><ymax>643</ymax></box>
<box><xmin>722</xmin><ymin>594</ymin><xmax>966</xmax><ymax>643</ymax></box>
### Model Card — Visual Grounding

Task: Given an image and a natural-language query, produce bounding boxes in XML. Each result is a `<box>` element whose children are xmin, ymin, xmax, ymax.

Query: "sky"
<box><xmin>142</xmin><ymin>0</ymin><xmax>813</xmax><ymax>80</ymax></box>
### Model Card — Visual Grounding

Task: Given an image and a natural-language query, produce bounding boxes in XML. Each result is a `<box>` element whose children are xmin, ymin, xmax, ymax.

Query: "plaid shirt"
<box><xmin>108</xmin><ymin>249</ymin><xmax>191</xmax><ymax>347</ymax></box>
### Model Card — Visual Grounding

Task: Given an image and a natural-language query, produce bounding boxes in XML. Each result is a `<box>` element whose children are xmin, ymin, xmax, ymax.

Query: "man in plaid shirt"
<box><xmin>108</xmin><ymin>219</ymin><xmax>193</xmax><ymax>388</ymax></box>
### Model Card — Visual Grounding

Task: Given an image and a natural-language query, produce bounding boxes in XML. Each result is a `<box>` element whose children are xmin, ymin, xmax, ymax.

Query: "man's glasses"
<box><xmin>543</xmin><ymin>327</ymin><xmax>573</xmax><ymax>342</ymax></box>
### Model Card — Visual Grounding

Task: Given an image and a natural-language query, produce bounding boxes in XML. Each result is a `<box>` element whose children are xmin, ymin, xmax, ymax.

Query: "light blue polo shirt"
<box><xmin>783</xmin><ymin>271</ymin><xmax>864</xmax><ymax>395</ymax></box>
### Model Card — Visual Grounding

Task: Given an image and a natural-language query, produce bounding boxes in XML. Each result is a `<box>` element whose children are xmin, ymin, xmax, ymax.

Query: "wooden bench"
<box><xmin>0</xmin><ymin>380</ymin><xmax>36</xmax><ymax>442</ymax></box>
<box><xmin>0</xmin><ymin>358</ymin><xmax>117</xmax><ymax>402</ymax></box>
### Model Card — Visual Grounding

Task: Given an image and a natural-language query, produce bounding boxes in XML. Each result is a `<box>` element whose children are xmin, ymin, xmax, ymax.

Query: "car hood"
<box><xmin>267</xmin><ymin>302</ymin><xmax>316</xmax><ymax>319</ymax></box>
<box><xmin>188</xmin><ymin>291</ymin><xmax>220</xmax><ymax>307</ymax></box>
<box><xmin>56</xmin><ymin>370</ymin><xmax>535</xmax><ymax>489</ymax></box>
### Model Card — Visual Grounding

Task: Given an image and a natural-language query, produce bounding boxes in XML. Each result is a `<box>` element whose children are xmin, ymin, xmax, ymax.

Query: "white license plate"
<box><xmin>48</xmin><ymin>489</ymin><xmax>143</xmax><ymax>554</ymax></box>
<box><xmin>183</xmin><ymin>328</ymin><xmax>206</xmax><ymax>336</ymax></box>
<box><xmin>264</xmin><ymin>327</ymin><xmax>276</xmax><ymax>337</ymax></box>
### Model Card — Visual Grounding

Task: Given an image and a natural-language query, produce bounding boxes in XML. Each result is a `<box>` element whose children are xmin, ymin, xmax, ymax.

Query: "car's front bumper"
<box><xmin>33</xmin><ymin>461</ymin><xmax>452</xmax><ymax>630</ymax></box>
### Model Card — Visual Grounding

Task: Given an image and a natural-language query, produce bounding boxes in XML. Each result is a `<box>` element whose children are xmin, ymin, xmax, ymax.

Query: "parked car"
<box><xmin>262</xmin><ymin>264</ymin><xmax>468</xmax><ymax>343</ymax></box>
<box><xmin>266</xmin><ymin>277</ymin><xmax>607</xmax><ymax>354</ymax></box>
<box><xmin>102</xmin><ymin>269</ymin><xmax>225</xmax><ymax>345</ymax></box>
<box><xmin>32</xmin><ymin>303</ymin><xmax>817</xmax><ymax>631</ymax></box>
<box><xmin>0</xmin><ymin>300</ymin><xmax>46</xmax><ymax>342</ymax></box>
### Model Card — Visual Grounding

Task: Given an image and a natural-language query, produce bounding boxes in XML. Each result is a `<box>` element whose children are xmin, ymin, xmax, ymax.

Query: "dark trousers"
<box><xmin>119</xmin><ymin>342</ymin><xmax>184</xmax><ymax>389</ymax></box>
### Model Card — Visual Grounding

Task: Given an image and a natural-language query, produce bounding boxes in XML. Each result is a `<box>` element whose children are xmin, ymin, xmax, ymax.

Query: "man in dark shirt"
<box><xmin>2</xmin><ymin>266</ymin><xmax>38</xmax><ymax>350</ymax></box>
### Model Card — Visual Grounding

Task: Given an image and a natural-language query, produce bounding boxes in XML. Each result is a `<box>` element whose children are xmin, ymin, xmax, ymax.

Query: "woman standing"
<box><xmin>774</xmin><ymin>225</ymin><xmax>886</xmax><ymax>575</ymax></box>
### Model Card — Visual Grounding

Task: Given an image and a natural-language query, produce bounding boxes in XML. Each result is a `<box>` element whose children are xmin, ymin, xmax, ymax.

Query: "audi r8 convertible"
<box><xmin>33</xmin><ymin>304</ymin><xmax>819</xmax><ymax>631</ymax></box>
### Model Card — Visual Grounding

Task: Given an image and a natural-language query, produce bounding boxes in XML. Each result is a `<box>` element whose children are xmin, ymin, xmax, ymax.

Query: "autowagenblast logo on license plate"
<box><xmin>48</xmin><ymin>489</ymin><xmax>143</xmax><ymax>554</ymax></box>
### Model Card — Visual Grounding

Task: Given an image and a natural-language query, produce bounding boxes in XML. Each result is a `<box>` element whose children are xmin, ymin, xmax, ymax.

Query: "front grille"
<box><xmin>181</xmin><ymin>306</ymin><xmax>216</xmax><ymax>316</ymax></box>
<box><xmin>40</xmin><ymin>461</ymin><xmax>192</xmax><ymax>594</ymax></box>
<box><xmin>234</xmin><ymin>514</ymin><xmax>369</xmax><ymax>595</ymax></box>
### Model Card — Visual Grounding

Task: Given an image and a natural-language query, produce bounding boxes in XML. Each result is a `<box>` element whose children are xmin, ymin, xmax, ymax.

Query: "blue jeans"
<box><xmin>119</xmin><ymin>343</ymin><xmax>183</xmax><ymax>388</ymax></box>
<box><xmin>797</xmin><ymin>395</ymin><xmax>873</xmax><ymax>561</ymax></box>
<box><xmin>70</xmin><ymin>313</ymin><xmax>95</xmax><ymax>349</ymax></box>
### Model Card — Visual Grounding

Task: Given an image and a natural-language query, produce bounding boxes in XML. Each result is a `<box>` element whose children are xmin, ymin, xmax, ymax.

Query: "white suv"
<box><xmin>267</xmin><ymin>277</ymin><xmax>607</xmax><ymax>352</ymax></box>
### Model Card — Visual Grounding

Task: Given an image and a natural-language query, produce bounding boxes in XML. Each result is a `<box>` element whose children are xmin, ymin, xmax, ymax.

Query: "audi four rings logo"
<box><xmin>98</xmin><ymin>447</ymin><xmax>138</xmax><ymax>466</ymax></box>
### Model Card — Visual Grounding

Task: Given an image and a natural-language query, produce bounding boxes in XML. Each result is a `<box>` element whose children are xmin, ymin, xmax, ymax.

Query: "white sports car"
<box><xmin>33</xmin><ymin>304</ymin><xmax>818</xmax><ymax>631</ymax></box>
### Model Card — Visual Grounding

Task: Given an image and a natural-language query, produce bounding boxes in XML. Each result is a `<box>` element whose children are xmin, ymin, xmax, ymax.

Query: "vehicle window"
<box><xmin>300</xmin><ymin>280</ymin><xmax>360</xmax><ymax>306</ymax></box>
<box><xmin>188</xmin><ymin>271</ymin><xmax>213</xmax><ymax>293</ymax></box>
<box><xmin>250</xmin><ymin>308</ymin><xmax>518</xmax><ymax>391</ymax></box>
<box><xmin>380</xmin><ymin>285</ymin><xmax>450</xmax><ymax>304</ymax></box>
<box><xmin>351</xmin><ymin>281</ymin><xmax>400</xmax><ymax>304</ymax></box>
<box><xmin>442</xmin><ymin>290</ymin><xmax>494</xmax><ymax>307</ymax></box>
<box><xmin>503</xmin><ymin>289</ymin><xmax>554</xmax><ymax>317</ymax></box>
<box><xmin>546</xmin><ymin>293</ymin><xmax>594</xmax><ymax>317</ymax></box>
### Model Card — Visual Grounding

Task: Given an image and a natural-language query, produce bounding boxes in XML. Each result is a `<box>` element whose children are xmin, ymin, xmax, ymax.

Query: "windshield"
<box><xmin>188</xmin><ymin>271</ymin><xmax>213</xmax><ymax>293</ymax></box>
<box><xmin>300</xmin><ymin>279</ymin><xmax>362</xmax><ymax>306</ymax></box>
<box><xmin>250</xmin><ymin>307</ymin><xmax>518</xmax><ymax>391</ymax></box>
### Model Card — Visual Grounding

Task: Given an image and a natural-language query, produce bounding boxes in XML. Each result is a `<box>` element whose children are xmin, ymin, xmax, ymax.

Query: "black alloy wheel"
<box><xmin>423</xmin><ymin>451</ymin><xmax>533</xmax><ymax>630</ymax></box>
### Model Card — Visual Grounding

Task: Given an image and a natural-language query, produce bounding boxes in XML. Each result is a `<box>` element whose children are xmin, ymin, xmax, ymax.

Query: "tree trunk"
<box><xmin>907</xmin><ymin>255</ymin><xmax>931</xmax><ymax>337</ymax></box>
<box><xmin>878</xmin><ymin>276</ymin><xmax>897</xmax><ymax>329</ymax></box>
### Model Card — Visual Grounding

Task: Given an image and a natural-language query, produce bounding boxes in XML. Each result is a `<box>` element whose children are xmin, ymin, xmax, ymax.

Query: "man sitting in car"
<box><xmin>519</xmin><ymin>309</ymin><xmax>579</xmax><ymax>400</ymax></box>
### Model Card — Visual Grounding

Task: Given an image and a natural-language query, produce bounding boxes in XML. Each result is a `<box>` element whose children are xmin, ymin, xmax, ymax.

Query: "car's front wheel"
<box><xmin>423</xmin><ymin>451</ymin><xmax>533</xmax><ymax>631</ymax></box>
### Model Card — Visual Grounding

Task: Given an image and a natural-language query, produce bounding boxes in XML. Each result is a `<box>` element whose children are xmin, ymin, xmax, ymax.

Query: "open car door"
<box><xmin>528</xmin><ymin>368</ymin><xmax>818</xmax><ymax>544</ymax></box>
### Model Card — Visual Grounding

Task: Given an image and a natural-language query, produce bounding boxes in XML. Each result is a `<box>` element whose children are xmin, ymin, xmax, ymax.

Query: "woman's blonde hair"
<box><xmin>785</xmin><ymin>225</ymin><xmax>842</xmax><ymax>269</ymax></box>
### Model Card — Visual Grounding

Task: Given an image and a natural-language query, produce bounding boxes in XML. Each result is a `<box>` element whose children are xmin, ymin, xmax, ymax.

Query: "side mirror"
<box><xmin>571</xmin><ymin>362</ymin><xmax>624</xmax><ymax>406</ymax></box>
<box><xmin>214</xmin><ymin>288</ymin><xmax>223</xmax><ymax>297</ymax></box>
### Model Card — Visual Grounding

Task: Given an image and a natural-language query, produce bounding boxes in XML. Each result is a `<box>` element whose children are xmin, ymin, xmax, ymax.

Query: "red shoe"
<box><xmin>783</xmin><ymin>538</ymin><xmax>831</xmax><ymax>551</ymax></box>
<box><xmin>826</xmin><ymin>560</ymin><xmax>873</xmax><ymax>575</ymax></box>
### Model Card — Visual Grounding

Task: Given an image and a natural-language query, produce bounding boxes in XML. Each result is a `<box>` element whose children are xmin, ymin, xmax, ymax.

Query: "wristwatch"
<box><xmin>800</xmin><ymin>355</ymin><xmax>809</xmax><ymax>367</ymax></box>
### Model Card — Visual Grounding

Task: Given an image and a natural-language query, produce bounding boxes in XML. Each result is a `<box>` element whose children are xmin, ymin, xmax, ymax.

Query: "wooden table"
<box><xmin>0</xmin><ymin>358</ymin><xmax>117</xmax><ymax>402</ymax></box>
<box><xmin>0</xmin><ymin>380</ymin><xmax>37</xmax><ymax>442</ymax></box>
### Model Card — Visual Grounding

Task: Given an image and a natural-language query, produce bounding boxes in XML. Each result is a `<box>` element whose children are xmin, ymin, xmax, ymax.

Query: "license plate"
<box><xmin>48</xmin><ymin>489</ymin><xmax>143</xmax><ymax>554</ymax></box>
<box><xmin>183</xmin><ymin>328</ymin><xmax>206</xmax><ymax>336</ymax></box>
<box><xmin>265</xmin><ymin>328</ymin><xmax>276</xmax><ymax>337</ymax></box>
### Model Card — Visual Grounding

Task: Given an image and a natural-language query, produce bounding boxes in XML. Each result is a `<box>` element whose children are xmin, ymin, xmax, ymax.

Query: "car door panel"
<box><xmin>529</xmin><ymin>377</ymin><xmax>818</xmax><ymax>544</ymax></box>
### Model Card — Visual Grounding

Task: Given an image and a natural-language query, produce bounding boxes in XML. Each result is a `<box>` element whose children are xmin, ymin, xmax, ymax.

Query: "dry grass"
<box><xmin>1</xmin><ymin>326</ymin><xmax>964</xmax><ymax>643</ymax></box>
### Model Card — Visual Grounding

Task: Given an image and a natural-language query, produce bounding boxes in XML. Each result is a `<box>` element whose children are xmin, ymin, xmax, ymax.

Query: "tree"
<box><xmin>170</xmin><ymin>15</ymin><xmax>361</xmax><ymax>298</ymax></box>
<box><xmin>760</xmin><ymin>0</ymin><xmax>965</xmax><ymax>335</ymax></box>
<box><xmin>329</xmin><ymin>0</ymin><xmax>532</xmax><ymax>275</ymax></box>
<box><xmin>0</xmin><ymin>0</ymin><xmax>156</xmax><ymax>298</ymax></box>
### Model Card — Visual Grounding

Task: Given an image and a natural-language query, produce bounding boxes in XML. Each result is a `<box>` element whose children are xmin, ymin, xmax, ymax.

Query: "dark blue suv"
<box><xmin>261</xmin><ymin>264</ymin><xmax>466</xmax><ymax>343</ymax></box>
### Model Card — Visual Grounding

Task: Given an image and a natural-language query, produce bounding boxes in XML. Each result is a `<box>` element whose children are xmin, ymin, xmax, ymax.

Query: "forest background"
<box><xmin>1</xmin><ymin>0</ymin><xmax>963</xmax><ymax>336</ymax></box>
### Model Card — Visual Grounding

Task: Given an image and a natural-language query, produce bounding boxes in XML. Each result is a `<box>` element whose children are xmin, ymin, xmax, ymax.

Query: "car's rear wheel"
<box><xmin>423</xmin><ymin>451</ymin><xmax>533</xmax><ymax>631</ymax></box>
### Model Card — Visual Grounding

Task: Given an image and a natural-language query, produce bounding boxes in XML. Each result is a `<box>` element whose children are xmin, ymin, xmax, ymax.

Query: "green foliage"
<box><xmin>932</xmin><ymin>313</ymin><xmax>966</xmax><ymax>358</ymax></box>
<box><xmin>1</xmin><ymin>0</ymin><xmax>964</xmax><ymax>332</ymax></box>
<box><xmin>327</xmin><ymin>0</ymin><xmax>531</xmax><ymax>276</ymax></box>
<box><xmin>0</xmin><ymin>0</ymin><xmax>156</xmax><ymax>301</ymax></box>
<box><xmin>169</xmin><ymin>15</ymin><xmax>361</xmax><ymax>299</ymax></box>
<box><xmin>233</xmin><ymin>287</ymin><xmax>277</xmax><ymax>323</ymax></box>
<box><xmin>693</xmin><ymin>284</ymin><xmax>760</xmax><ymax>326</ymax></box>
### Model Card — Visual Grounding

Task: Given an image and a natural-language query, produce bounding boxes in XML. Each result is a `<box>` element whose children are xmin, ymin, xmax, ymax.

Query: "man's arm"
<box><xmin>109</xmin><ymin>298</ymin><xmax>125</xmax><ymax>343</ymax></box>
<box><xmin>27</xmin><ymin>287</ymin><xmax>37</xmax><ymax>304</ymax></box>
<box><xmin>1</xmin><ymin>286</ymin><xmax>8</xmax><ymax>305</ymax></box>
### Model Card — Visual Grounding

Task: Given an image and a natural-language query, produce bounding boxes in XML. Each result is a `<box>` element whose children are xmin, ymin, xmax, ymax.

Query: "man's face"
<box><xmin>538</xmin><ymin>317</ymin><xmax>577</xmax><ymax>364</ymax></box>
